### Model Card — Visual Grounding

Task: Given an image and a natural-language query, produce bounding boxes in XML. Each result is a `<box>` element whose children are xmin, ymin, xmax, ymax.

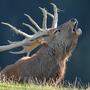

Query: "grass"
<box><xmin>0</xmin><ymin>82</ymin><xmax>87</xmax><ymax>90</ymax></box>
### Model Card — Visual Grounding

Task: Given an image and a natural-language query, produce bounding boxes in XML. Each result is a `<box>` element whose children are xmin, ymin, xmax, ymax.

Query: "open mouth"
<box><xmin>71</xmin><ymin>18</ymin><xmax>78</xmax><ymax>32</ymax></box>
<box><xmin>71</xmin><ymin>18</ymin><xmax>82</xmax><ymax>35</ymax></box>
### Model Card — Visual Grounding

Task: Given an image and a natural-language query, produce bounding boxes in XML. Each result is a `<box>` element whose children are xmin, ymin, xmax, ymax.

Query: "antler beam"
<box><xmin>0</xmin><ymin>3</ymin><xmax>59</xmax><ymax>55</ymax></box>
<box><xmin>0</xmin><ymin>39</ymin><xmax>26</xmax><ymax>52</ymax></box>
<box><xmin>1</xmin><ymin>22</ymin><xmax>32</xmax><ymax>38</ymax></box>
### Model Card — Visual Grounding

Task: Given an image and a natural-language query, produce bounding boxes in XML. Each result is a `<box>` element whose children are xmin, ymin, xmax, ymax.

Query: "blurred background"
<box><xmin>0</xmin><ymin>0</ymin><xmax>90</xmax><ymax>85</ymax></box>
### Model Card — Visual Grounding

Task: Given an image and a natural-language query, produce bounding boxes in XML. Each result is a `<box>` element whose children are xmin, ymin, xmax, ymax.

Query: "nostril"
<box><xmin>71</xmin><ymin>18</ymin><xmax>78</xmax><ymax>25</ymax></box>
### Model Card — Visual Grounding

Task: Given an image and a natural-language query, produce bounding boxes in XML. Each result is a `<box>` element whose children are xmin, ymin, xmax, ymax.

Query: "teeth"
<box><xmin>74</xmin><ymin>19</ymin><xmax>78</xmax><ymax>25</ymax></box>
<box><xmin>73</xmin><ymin>23</ymin><xmax>77</xmax><ymax>32</ymax></box>
<box><xmin>75</xmin><ymin>20</ymin><xmax>78</xmax><ymax>27</ymax></box>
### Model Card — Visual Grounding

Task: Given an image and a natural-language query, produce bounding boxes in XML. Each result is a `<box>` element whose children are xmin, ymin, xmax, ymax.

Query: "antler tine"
<box><xmin>9</xmin><ymin>49</ymin><xmax>26</xmax><ymax>54</ymax></box>
<box><xmin>47</xmin><ymin>12</ymin><xmax>54</xmax><ymax>18</ymax></box>
<box><xmin>1</xmin><ymin>22</ymin><xmax>32</xmax><ymax>38</ymax></box>
<box><xmin>39</xmin><ymin>7</ymin><xmax>47</xmax><ymax>30</ymax></box>
<box><xmin>51</xmin><ymin>3</ymin><xmax>58</xmax><ymax>28</ymax></box>
<box><xmin>0</xmin><ymin>39</ymin><xmax>26</xmax><ymax>52</ymax></box>
<box><xmin>22</xmin><ymin>22</ymin><xmax>37</xmax><ymax>33</ymax></box>
<box><xmin>27</xmin><ymin>52</ymin><xmax>30</xmax><ymax>56</ymax></box>
<box><xmin>24</xmin><ymin>14</ymin><xmax>43</xmax><ymax>31</ymax></box>
<box><xmin>7</xmin><ymin>40</ymin><xmax>16</xmax><ymax>44</ymax></box>
<box><xmin>0</xmin><ymin>4</ymin><xmax>59</xmax><ymax>54</ymax></box>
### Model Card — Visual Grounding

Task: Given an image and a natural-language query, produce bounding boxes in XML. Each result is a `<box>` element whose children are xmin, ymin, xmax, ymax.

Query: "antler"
<box><xmin>0</xmin><ymin>3</ymin><xmax>59</xmax><ymax>55</ymax></box>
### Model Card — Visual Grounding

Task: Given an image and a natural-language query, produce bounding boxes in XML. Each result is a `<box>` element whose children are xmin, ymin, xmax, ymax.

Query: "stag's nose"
<box><xmin>71</xmin><ymin>18</ymin><xmax>78</xmax><ymax>25</ymax></box>
<box><xmin>71</xmin><ymin>18</ymin><xmax>82</xmax><ymax>35</ymax></box>
<box><xmin>76</xmin><ymin>28</ymin><xmax>82</xmax><ymax>36</ymax></box>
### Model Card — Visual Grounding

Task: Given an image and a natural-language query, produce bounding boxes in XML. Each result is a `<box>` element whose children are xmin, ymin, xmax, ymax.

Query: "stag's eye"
<box><xmin>54</xmin><ymin>29</ymin><xmax>60</xmax><ymax>34</ymax></box>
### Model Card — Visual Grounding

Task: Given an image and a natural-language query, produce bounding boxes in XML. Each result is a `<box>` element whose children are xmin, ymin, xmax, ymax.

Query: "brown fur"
<box><xmin>0</xmin><ymin>20</ymin><xmax>81</xmax><ymax>85</ymax></box>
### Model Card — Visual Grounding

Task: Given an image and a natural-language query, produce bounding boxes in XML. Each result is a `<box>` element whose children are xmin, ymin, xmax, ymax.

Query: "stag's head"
<box><xmin>0</xmin><ymin>3</ymin><xmax>82</xmax><ymax>56</ymax></box>
<box><xmin>47</xmin><ymin>18</ymin><xmax>82</xmax><ymax>50</ymax></box>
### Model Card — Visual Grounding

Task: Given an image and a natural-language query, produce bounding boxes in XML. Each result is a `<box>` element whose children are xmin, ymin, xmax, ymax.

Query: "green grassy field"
<box><xmin>0</xmin><ymin>82</ymin><xmax>87</xmax><ymax>90</ymax></box>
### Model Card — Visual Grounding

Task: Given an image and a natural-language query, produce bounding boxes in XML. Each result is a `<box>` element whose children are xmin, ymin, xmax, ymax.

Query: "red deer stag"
<box><xmin>0</xmin><ymin>3</ymin><xmax>82</xmax><ymax>85</ymax></box>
